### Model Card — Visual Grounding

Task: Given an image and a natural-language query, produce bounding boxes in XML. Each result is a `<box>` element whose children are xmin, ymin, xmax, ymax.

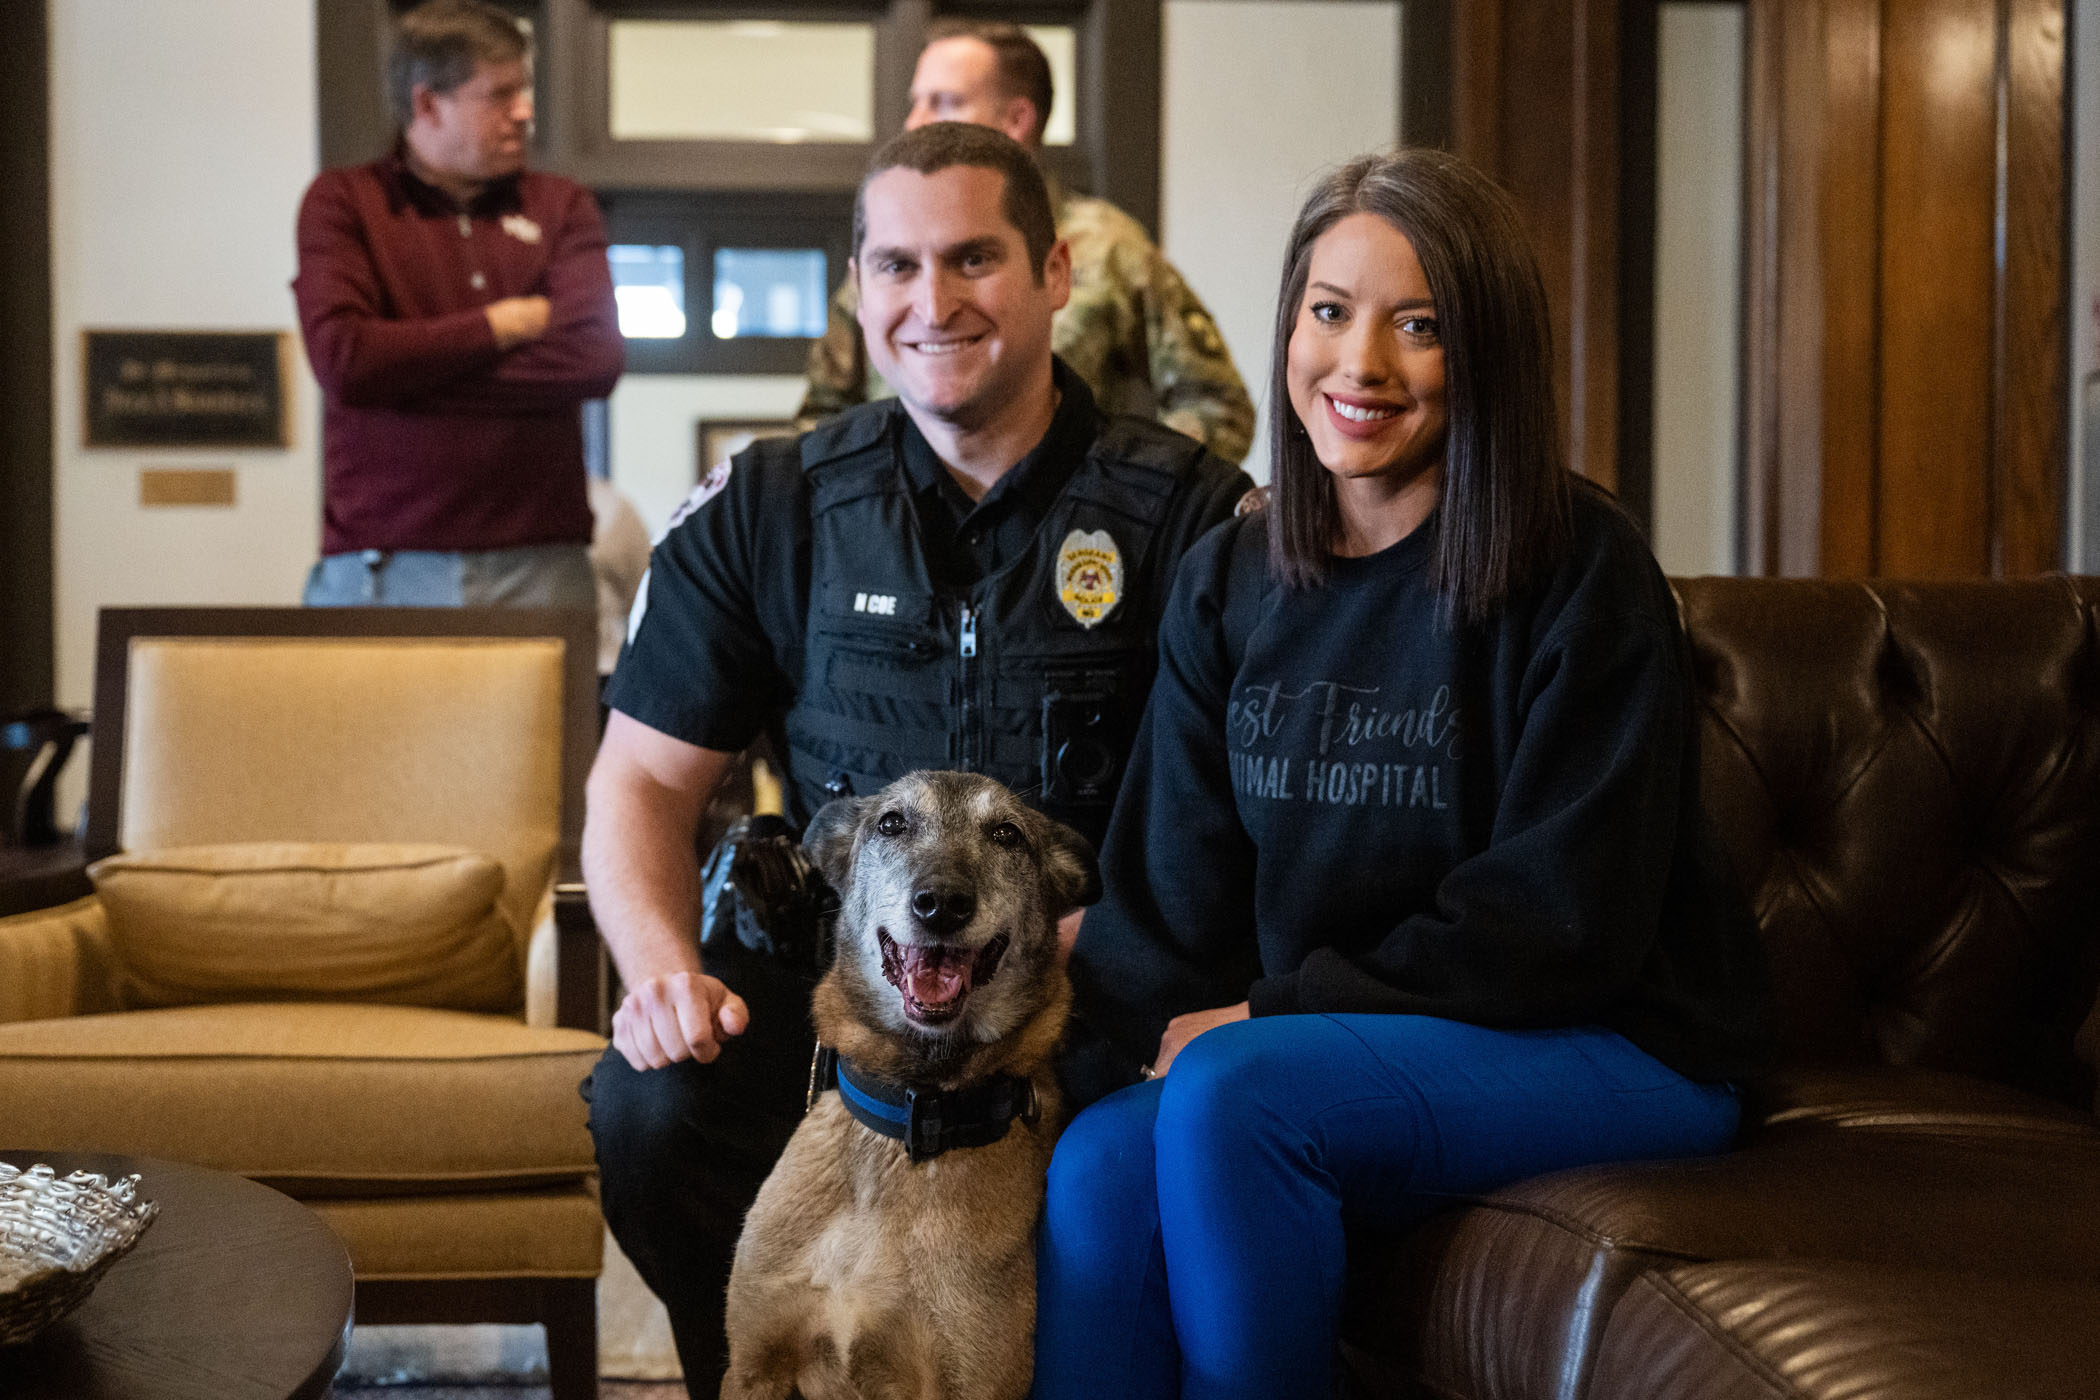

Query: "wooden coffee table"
<box><xmin>0</xmin><ymin>1150</ymin><xmax>354</xmax><ymax>1399</ymax></box>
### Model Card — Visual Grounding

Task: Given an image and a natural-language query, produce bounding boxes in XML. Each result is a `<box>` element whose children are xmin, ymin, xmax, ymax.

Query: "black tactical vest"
<box><xmin>774</xmin><ymin>404</ymin><xmax>1204</xmax><ymax>848</ymax></box>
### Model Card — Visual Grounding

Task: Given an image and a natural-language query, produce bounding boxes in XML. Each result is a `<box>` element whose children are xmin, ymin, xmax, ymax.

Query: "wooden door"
<box><xmin>1743</xmin><ymin>0</ymin><xmax>2066</xmax><ymax>576</ymax></box>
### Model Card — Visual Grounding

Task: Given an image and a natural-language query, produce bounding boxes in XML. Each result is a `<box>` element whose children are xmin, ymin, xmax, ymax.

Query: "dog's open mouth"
<box><xmin>878</xmin><ymin>930</ymin><xmax>1011</xmax><ymax>1025</ymax></box>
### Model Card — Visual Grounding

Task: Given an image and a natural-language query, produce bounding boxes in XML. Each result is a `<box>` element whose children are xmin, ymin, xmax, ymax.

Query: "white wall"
<box><xmin>49</xmin><ymin>0</ymin><xmax>323</xmax><ymax>811</ymax></box>
<box><xmin>608</xmin><ymin>374</ymin><xmax>805</xmax><ymax>538</ymax></box>
<box><xmin>1652</xmin><ymin>3</ymin><xmax>1744</xmax><ymax>576</ymax></box>
<box><xmin>1160</xmin><ymin>0</ymin><xmax>1402</xmax><ymax>484</ymax></box>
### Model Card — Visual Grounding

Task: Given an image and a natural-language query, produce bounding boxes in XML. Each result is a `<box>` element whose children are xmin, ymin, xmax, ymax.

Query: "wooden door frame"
<box><xmin>0</xmin><ymin>0</ymin><xmax>53</xmax><ymax>723</ymax></box>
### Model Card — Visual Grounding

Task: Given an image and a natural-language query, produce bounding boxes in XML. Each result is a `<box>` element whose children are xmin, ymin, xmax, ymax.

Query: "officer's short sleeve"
<box><xmin>602</xmin><ymin>447</ymin><xmax>803</xmax><ymax>752</ymax></box>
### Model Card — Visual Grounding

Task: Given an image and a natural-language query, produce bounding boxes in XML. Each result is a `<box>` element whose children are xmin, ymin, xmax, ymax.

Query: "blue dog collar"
<box><xmin>808</xmin><ymin>1045</ymin><xmax>1038</xmax><ymax>1163</ymax></box>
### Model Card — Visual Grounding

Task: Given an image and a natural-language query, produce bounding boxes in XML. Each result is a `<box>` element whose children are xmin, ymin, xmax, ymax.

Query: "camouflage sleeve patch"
<box><xmin>1144</xmin><ymin>256</ymin><xmax>1256</xmax><ymax>465</ymax></box>
<box><xmin>1182</xmin><ymin>307</ymin><xmax>1228</xmax><ymax>359</ymax></box>
<box><xmin>797</xmin><ymin>277</ymin><xmax>870</xmax><ymax>420</ymax></box>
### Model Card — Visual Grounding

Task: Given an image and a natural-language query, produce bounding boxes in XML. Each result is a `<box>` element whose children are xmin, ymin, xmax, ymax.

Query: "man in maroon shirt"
<box><xmin>293</xmin><ymin>0</ymin><xmax>623</xmax><ymax>607</ymax></box>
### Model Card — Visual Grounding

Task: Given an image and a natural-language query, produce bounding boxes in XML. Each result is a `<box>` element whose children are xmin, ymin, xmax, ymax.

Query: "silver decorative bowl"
<box><xmin>0</xmin><ymin>1162</ymin><xmax>160</xmax><ymax>1346</ymax></box>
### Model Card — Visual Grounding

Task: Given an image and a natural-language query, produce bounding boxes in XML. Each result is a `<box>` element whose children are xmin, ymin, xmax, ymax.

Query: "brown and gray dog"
<box><xmin>721</xmin><ymin>770</ymin><xmax>1100</xmax><ymax>1400</ymax></box>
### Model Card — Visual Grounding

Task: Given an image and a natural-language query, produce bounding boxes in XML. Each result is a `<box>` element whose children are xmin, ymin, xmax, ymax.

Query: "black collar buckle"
<box><xmin>808</xmin><ymin>1043</ymin><xmax>1037</xmax><ymax>1163</ymax></box>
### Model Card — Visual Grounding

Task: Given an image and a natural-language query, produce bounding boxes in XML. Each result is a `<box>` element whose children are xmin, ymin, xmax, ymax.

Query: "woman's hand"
<box><xmin>1153</xmin><ymin>1002</ymin><xmax>1250</xmax><ymax>1077</ymax></box>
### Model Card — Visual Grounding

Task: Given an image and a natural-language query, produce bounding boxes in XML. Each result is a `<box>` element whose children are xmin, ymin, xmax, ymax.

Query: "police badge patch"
<box><xmin>1056</xmin><ymin>528</ymin><xmax>1122</xmax><ymax>628</ymax></box>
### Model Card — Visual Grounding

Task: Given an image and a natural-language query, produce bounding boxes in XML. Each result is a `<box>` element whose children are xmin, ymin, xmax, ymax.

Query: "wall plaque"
<box><xmin>83</xmin><ymin>330</ymin><xmax>291</xmax><ymax>448</ymax></box>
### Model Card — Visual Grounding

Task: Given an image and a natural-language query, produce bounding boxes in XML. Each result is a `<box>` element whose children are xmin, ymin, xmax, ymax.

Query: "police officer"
<box><xmin>582</xmin><ymin>121</ymin><xmax>1253</xmax><ymax>1393</ymax></box>
<box><xmin>798</xmin><ymin>19</ymin><xmax>1256</xmax><ymax>464</ymax></box>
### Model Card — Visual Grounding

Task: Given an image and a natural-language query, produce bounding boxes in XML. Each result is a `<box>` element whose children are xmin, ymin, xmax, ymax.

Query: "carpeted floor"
<box><xmin>332</xmin><ymin>1385</ymin><xmax>687</xmax><ymax>1400</ymax></box>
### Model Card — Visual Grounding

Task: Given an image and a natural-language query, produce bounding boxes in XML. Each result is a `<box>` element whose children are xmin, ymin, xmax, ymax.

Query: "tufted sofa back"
<box><xmin>1674</xmin><ymin>577</ymin><xmax>2100</xmax><ymax>1108</ymax></box>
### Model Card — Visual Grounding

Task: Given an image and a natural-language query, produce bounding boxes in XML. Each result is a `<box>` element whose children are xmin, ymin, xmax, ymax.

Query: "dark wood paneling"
<box><xmin>316</xmin><ymin>0</ymin><xmax>393</xmax><ymax>168</ymax></box>
<box><xmin>0</xmin><ymin>0</ymin><xmax>53</xmax><ymax>720</ymax></box>
<box><xmin>1816</xmin><ymin>0</ymin><xmax>1883</xmax><ymax>576</ymax></box>
<box><xmin>1091</xmin><ymin>0</ymin><xmax>1162</xmax><ymax>236</ymax></box>
<box><xmin>1741</xmin><ymin>0</ymin><xmax>1782</xmax><ymax>573</ymax></box>
<box><xmin>1494</xmin><ymin>2</ymin><xmax>1581</xmax><ymax>479</ymax></box>
<box><xmin>1742</xmin><ymin>0</ymin><xmax>2065</xmax><ymax>579</ymax></box>
<box><xmin>1571</xmin><ymin>0</ymin><xmax>1624</xmax><ymax>492</ymax></box>
<box><xmin>1452</xmin><ymin>0</ymin><xmax>1504</xmax><ymax>169</ymax></box>
<box><xmin>1453</xmin><ymin>0</ymin><xmax>1628</xmax><ymax>494</ymax></box>
<box><xmin>1616</xmin><ymin>0</ymin><xmax>1658</xmax><ymax>529</ymax></box>
<box><xmin>1400</xmin><ymin>0</ymin><xmax>1454</xmax><ymax>149</ymax></box>
<box><xmin>1877</xmin><ymin>0</ymin><xmax>1998</xmax><ymax>578</ymax></box>
<box><xmin>322</xmin><ymin>0</ymin><xmax>1161</xmax><ymax>230</ymax></box>
<box><xmin>1996</xmin><ymin>0</ymin><xmax>2067</xmax><ymax>574</ymax></box>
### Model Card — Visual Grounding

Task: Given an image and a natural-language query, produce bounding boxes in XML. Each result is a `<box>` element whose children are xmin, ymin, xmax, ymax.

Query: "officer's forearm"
<box><xmin>582</xmin><ymin>760</ymin><xmax>713</xmax><ymax>990</ymax></box>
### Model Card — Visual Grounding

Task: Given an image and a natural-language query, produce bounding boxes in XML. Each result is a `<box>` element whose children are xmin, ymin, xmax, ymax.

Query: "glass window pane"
<box><xmin>712</xmin><ymin>248</ymin><xmax>828</xmax><ymax>339</ymax></box>
<box><xmin>1024</xmin><ymin>25</ymin><xmax>1077</xmax><ymax>147</ymax></box>
<box><xmin>609</xmin><ymin>19</ymin><xmax>875</xmax><ymax>143</ymax></box>
<box><xmin>610</xmin><ymin>244</ymin><xmax>687</xmax><ymax>339</ymax></box>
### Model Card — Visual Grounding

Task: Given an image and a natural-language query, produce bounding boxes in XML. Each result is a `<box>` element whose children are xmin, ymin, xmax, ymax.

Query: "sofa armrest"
<box><xmin>552</xmin><ymin>879</ymin><xmax>607</xmax><ymax>1034</ymax></box>
<box><xmin>0</xmin><ymin>895</ymin><xmax>123</xmax><ymax>1023</ymax></box>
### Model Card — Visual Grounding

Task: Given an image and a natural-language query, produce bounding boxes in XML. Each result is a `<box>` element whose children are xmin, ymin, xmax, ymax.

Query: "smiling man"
<box><xmin>292</xmin><ymin>0</ymin><xmax>621</xmax><ymax>608</ymax></box>
<box><xmin>800</xmin><ymin>20</ymin><xmax>1255</xmax><ymax>463</ymax></box>
<box><xmin>581</xmin><ymin>123</ymin><xmax>1251</xmax><ymax>1392</ymax></box>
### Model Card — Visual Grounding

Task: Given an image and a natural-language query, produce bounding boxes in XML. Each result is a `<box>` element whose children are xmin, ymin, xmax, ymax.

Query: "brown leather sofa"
<box><xmin>1340</xmin><ymin>576</ymin><xmax>2100</xmax><ymax>1400</ymax></box>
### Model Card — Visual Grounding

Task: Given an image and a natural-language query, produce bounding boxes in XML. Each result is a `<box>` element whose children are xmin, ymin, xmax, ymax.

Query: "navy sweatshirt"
<box><xmin>1068</xmin><ymin>483</ymin><xmax>1772</xmax><ymax>1091</ymax></box>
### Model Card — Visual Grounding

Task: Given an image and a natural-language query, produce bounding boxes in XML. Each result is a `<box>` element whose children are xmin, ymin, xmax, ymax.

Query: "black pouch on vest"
<box><xmin>697</xmin><ymin>815</ymin><xmax>839</xmax><ymax>972</ymax></box>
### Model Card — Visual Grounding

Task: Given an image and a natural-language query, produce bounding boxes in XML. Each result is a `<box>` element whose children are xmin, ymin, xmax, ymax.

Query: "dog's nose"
<box><xmin>910</xmin><ymin>885</ymin><xmax>976</xmax><ymax>934</ymax></box>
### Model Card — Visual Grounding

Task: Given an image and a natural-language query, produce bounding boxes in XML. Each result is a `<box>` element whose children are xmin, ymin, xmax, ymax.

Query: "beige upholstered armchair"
<box><xmin>0</xmin><ymin>607</ymin><xmax>610</xmax><ymax>1399</ymax></box>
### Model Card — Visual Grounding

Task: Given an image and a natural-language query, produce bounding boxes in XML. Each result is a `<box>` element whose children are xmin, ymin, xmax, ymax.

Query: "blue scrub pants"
<box><xmin>1032</xmin><ymin>1014</ymin><xmax>1739</xmax><ymax>1400</ymax></box>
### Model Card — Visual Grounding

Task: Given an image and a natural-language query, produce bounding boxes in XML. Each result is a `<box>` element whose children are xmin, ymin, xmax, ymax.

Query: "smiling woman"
<box><xmin>1040</xmin><ymin>147</ymin><xmax>1773</xmax><ymax>1400</ymax></box>
<box><xmin>1284</xmin><ymin>212</ymin><xmax>1449</xmax><ymax>556</ymax></box>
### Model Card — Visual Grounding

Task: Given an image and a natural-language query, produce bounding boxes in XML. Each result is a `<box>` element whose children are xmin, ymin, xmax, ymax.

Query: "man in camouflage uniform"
<box><xmin>798</xmin><ymin>19</ymin><xmax>1256</xmax><ymax>463</ymax></box>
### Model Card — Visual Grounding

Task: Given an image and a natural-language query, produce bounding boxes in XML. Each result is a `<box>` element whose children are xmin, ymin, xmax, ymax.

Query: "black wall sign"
<box><xmin>83</xmin><ymin>330</ymin><xmax>291</xmax><ymax>448</ymax></box>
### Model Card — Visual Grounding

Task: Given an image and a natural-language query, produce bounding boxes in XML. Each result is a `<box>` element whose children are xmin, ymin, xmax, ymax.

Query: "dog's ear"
<box><xmin>1037</xmin><ymin>817</ymin><xmax>1102</xmax><ymax>915</ymax></box>
<box><xmin>802</xmin><ymin>796</ymin><xmax>872</xmax><ymax>887</ymax></box>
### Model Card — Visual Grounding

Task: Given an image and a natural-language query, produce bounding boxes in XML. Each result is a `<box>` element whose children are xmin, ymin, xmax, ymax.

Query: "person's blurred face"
<box><xmin>405</xmin><ymin>55</ymin><xmax>533</xmax><ymax>188</ymax></box>
<box><xmin>854</xmin><ymin>163</ymin><xmax>1070</xmax><ymax>432</ymax></box>
<box><xmin>905</xmin><ymin>38</ymin><xmax>1037</xmax><ymax>145</ymax></box>
<box><xmin>1286</xmin><ymin>212</ymin><xmax>1448</xmax><ymax>518</ymax></box>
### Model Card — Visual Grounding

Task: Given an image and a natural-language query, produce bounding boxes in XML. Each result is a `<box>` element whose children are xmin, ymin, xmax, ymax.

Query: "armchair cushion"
<box><xmin>89</xmin><ymin>843</ymin><xmax>523</xmax><ymax>1012</ymax></box>
<box><xmin>0</xmin><ymin>1002</ymin><xmax>604</xmax><ymax>1195</ymax></box>
<box><xmin>0</xmin><ymin>896</ymin><xmax>121</xmax><ymax>1024</ymax></box>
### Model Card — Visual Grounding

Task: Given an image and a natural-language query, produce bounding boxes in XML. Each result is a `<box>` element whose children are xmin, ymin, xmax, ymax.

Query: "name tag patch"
<box><xmin>853</xmin><ymin>592</ymin><xmax>899</xmax><ymax>616</ymax></box>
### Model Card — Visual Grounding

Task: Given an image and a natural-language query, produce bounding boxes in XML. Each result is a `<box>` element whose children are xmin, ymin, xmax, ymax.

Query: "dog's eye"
<box><xmin>875</xmin><ymin>810</ymin><xmax>907</xmax><ymax>837</ymax></box>
<box><xmin>988</xmin><ymin>821</ymin><xmax>1025</xmax><ymax>849</ymax></box>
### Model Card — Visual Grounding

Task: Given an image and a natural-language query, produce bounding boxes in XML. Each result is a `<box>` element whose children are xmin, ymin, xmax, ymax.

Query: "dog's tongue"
<box><xmin>902</xmin><ymin>944</ymin><xmax>971</xmax><ymax>1007</ymax></box>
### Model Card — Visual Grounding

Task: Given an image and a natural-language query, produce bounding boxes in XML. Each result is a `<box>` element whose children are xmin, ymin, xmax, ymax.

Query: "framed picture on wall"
<box><xmin>698</xmin><ymin>418</ymin><xmax>797</xmax><ymax>474</ymax></box>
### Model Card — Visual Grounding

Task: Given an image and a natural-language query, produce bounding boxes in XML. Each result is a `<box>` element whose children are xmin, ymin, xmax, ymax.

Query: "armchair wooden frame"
<box><xmin>86</xmin><ymin>605</ymin><xmax>610</xmax><ymax>1399</ymax></box>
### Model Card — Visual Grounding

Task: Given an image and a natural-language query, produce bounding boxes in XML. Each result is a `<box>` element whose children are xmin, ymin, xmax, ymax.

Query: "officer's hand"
<box><xmin>485</xmin><ymin>295</ymin><xmax>552</xmax><ymax>350</ymax></box>
<box><xmin>612</xmin><ymin>971</ymin><xmax>750</xmax><ymax>1071</ymax></box>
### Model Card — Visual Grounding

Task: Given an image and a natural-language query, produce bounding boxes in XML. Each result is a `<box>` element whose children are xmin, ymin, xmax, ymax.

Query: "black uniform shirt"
<box><xmin>606</xmin><ymin>361</ymin><xmax>1255</xmax><ymax>760</ymax></box>
<box><xmin>900</xmin><ymin>375</ymin><xmax>1097</xmax><ymax>588</ymax></box>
